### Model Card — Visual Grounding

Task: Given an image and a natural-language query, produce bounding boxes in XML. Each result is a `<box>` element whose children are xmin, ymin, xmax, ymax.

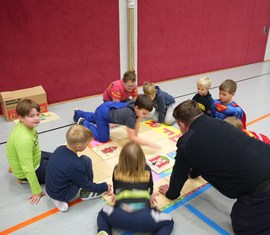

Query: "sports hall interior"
<box><xmin>1</xmin><ymin>1</ymin><xmax>270</xmax><ymax>234</ymax></box>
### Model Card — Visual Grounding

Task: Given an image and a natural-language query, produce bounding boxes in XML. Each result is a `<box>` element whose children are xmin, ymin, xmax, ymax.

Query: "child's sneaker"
<box><xmin>18</xmin><ymin>179</ymin><xmax>29</xmax><ymax>184</ymax></box>
<box><xmin>80</xmin><ymin>189</ymin><xmax>106</xmax><ymax>201</ymax></box>
<box><xmin>77</xmin><ymin>117</ymin><xmax>85</xmax><ymax>125</ymax></box>
<box><xmin>73</xmin><ymin>108</ymin><xmax>79</xmax><ymax>122</ymax></box>
<box><xmin>97</xmin><ymin>231</ymin><xmax>109</xmax><ymax>235</ymax></box>
<box><xmin>49</xmin><ymin>196</ymin><xmax>68</xmax><ymax>212</ymax></box>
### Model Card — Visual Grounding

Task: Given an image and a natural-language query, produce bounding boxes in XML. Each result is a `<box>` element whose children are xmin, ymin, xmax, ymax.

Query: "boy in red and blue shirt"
<box><xmin>211</xmin><ymin>79</ymin><xmax>246</xmax><ymax>128</ymax></box>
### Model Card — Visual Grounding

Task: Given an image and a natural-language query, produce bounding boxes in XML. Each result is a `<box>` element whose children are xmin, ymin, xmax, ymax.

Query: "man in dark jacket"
<box><xmin>159</xmin><ymin>100</ymin><xmax>270</xmax><ymax>234</ymax></box>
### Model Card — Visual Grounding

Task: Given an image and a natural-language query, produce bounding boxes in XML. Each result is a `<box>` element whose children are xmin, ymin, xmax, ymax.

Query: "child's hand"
<box><xmin>150</xmin><ymin>192</ymin><xmax>159</xmax><ymax>206</ymax></box>
<box><xmin>108</xmin><ymin>191</ymin><xmax>116</xmax><ymax>204</ymax></box>
<box><xmin>150</xmin><ymin>142</ymin><xmax>161</xmax><ymax>149</ymax></box>
<box><xmin>28</xmin><ymin>191</ymin><xmax>45</xmax><ymax>205</ymax></box>
<box><xmin>107</xmin><ymin>184</ymin><xmax>112</xmax><ymax>192</ymax></box>
<box><xmin>154</xmin><ymin>123</ymin><xmax>162</xmax><ymax>127</ymax></box>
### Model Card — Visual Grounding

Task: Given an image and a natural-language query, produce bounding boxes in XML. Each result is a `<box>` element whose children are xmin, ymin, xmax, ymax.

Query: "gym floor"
<box><xmin>1</xmin><ymin>61</ymin><xmax>270</xmax><ymax>235</ymax></box>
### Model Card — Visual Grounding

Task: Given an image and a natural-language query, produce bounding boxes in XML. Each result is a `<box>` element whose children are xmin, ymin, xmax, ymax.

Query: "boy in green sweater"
<box><xmin>6</xmin><ymin>99</ymin><xmax>52</xmax><ymax>205</ymax></box>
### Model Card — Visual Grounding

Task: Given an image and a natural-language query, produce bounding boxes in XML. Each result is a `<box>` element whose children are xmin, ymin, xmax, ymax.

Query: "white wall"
<box><xmin>119</xmin><ymin>0</ymin><xmax>138</xmax><ymax>81</ymax></box>
<box><xmin>264</xmin><ymin>29</ymin><xmax>270</xmax><ymax>61</ymax></box>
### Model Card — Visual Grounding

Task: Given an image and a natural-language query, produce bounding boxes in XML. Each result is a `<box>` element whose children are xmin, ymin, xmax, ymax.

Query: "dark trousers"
<box><xmin>35</xmin><ymin>151</ymin><xmax>52</xmax><ymax>183</ymax></box>
<box><xmin>61</xmin><ymin>155</ymin><xmax>93</xmax><ymax>202</ymax></box>
<box><xmin>97</xmin><ymin>206</ymin><xmax>174</xmax><ymax>235</ymax></box>
<box><xmin>76</xmin><ymin>105</ymin><xmax>111</xmax><ymax>142</ymax></box>
<box><xmin>231</xmin><ymin>185</ymin><xmax>270</xmax><ymax>235</ymax></box>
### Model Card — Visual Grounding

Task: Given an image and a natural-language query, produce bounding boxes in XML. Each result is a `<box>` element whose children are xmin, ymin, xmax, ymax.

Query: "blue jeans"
<box><xmin>97</xmin><ymin>206</ymin><xmax>174</xmax><ymax>235</ymax></box>
<box><xmin>75</xmin><ymin>102</ymin><xmax>128</xmax><ymax>142</ymax></box>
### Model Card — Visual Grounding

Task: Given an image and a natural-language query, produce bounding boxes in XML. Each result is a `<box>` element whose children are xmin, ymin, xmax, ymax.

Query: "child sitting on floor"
<box><xmin>211</xmin><ymin>79</ymin><xmax>246</xmax><ymax>128</ymax></box>
<box><xmin>73</xmin><ymin>94</ymin><xmax>160</xmax><ymax>149</ymax></box>
<box><xmin>192</xmin><ymin>76</ymin><xmax>213</xmax><ymax>115</ymax></box>
<box><xmin>6</xmin><ymin>99</ymin><xmax>52</xmax><ymax>205</ymax></box>
<box><xmin>224</xmin><ymin>116</ymin><xmax>270</xmax><ymax>144</ymax></box>
<box><xmin>97</xmin><ymin>141</ymin><xmax>174</xmax><ymax>235</ymax></box>
<box><xmin>143</xmin><ymin>82</ymin><xmax>176</xmax><ymax>127</ymax></box>
<box><xmin>45</xmin><ymin>125</ymin><xmax>111</xmax><ymax>212</ymax></box>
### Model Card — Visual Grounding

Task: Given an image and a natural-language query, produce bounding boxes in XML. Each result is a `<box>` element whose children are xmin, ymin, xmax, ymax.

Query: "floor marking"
<box><xmin>185</xmin><ymin>204</ymin><xmax>231</xmax><ymax>235</ymax></box>
<box><xmin>163</xmin><ymin>183</ymin><xmax>212</xmax><ymax>213</ymax></box>
<box><xmin>174</xmin><ymin>72</ymin><xmax>270</xmax><ymax>99</ymax></box>
<box><xmin>1</xmin><ymin>185</ymin><xmax>212</xmax><ymax>234</ymax></box>
<box><xmin>0</xmin><ymin>198</ymin><xmax>82</xmax><ymax>234</ymax></box>
<box><xmin>246</xmin><ymin>113</ymin><xmax>270</xmax><ymax>127</ymax></box>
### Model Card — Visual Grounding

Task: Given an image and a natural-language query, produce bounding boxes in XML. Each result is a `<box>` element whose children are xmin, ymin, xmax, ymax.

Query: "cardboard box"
<box><xmin>0</xmin><ymin>86</ymin><xmax>48</xmax><ymax>121</ymax></box>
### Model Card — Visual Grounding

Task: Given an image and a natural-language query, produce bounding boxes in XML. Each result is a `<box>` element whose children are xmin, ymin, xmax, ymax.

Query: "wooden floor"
<box><xmin>0</xmin><ymin>61</ymin><xmax>270</xmax><ymax>235</ymax></box>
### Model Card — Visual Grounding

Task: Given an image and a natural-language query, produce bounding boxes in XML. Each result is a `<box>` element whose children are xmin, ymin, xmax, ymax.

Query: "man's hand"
<box><xmin>158</xmin><ymin>184</ymin><xmax>169</xmax><ymax>196</ymax></box>
<box><xmin>28</xmin><ymin>191</ymin><xmax>45</xmax><ymax>205</ymax></box>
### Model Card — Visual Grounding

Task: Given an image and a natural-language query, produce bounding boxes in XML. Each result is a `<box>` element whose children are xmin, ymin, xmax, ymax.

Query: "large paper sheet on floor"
<box><xmin>80</xmin><ymin>120</ymin><xmax>208</xmax><ymax>210</ymax></box>
<box><xmin>14</xmin><ymin>111</ymin><xmax>60</xmax><ymax>123</ymax></box>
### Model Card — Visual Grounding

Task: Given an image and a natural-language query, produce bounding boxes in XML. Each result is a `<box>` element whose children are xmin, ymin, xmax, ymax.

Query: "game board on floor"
<box><xmin>14</xmin><ymin>111</ymin><xmax>60</xmax><ymax>123</ymax></box>
<box><xmin>80</xmin><ymin>120</ymin><xmax>208</xmax><ymax>210</ymax></box>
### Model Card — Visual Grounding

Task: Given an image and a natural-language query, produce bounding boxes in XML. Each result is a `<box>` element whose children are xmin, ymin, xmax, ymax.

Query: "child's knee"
<box><xmin>98</xmin><ymin>136</ymin><xmax>110</xmax><ymax>143</ymax></box>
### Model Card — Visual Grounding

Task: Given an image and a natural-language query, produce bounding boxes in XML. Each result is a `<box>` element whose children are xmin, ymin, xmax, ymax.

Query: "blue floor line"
<box><xmin>185</xmin><ymin>204</ymin><xmax>231</xmax><ymax>235</ymax></box>
<box><xmin>163</xmin><ymin>183</ymin><xmax>212</xmax><ymax>213</ymax></box>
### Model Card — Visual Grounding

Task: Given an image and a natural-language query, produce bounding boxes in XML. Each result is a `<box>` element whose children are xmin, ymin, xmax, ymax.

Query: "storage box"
<box><xmin>0</xmin><ymin>86</ymin><xmax>48</xmax><ymax>121</ymax></box>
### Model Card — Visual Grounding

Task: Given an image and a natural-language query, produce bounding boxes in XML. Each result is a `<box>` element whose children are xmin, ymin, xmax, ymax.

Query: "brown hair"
<box><xmin>143</xmin><ymin>82</ymin><xmax>156</xmax><ymax>96</ymax></box>
<box><xmin>66</xmin><ymin>124</ymin><xmax>93</xmax><ymax>148</ymax></box>
<box><xmin>115</xmin><ymin>141</ymin><xmax>146</xmax><ymax>178</ymax></box>
<box><xmin>134</xmin><ymin>94</ymin><xmax>153</xmax><ymax>112</ymax></box>
<box><xmin>224</xmin><ymin>116</ymin><xmax>243</xmax><ymax>130</ymax></box>
<box><xmin>16</xmin><ymin>99</ymin><xmax>40</xmax><ymax>117</ymax></box>
<box><xmin>219</xmin><ymin>79</ymin><xmax>237</xmax><ymax>94</ymax></box>
<box><xmin>123</xmin><ymin>70</ymin><xmax>136</xmax><ymax>83</ymax></box>
<box><xmin>173</xmin><ymin>100</ymin><xmax>203</xmax><ymax>126</ymax></box>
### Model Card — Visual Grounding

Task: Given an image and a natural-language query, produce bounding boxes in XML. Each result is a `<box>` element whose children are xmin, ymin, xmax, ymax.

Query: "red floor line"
<box><xmin>246</xmin><ymin>113</ymin><xmax>270</xmax><ymax>127</ymax></box>
<box><xmin>0</xmin><ymin>198</ymin><xmax>82</xmax><ymax>234</ymax></box>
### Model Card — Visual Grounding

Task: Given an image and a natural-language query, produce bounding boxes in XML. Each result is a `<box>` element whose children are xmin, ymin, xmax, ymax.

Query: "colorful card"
<box><xmin>92</xmin><ymin>141</ymin><xmax>122</xmax><ymax>160</ymax></box>
<box><xmin>147</xmin><ymin>154</ymin><xmax>175</xmax><ymax>174</ymax></box>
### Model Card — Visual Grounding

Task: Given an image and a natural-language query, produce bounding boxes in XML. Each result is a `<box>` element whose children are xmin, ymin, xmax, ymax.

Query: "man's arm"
<box><xmin>159</xmin><ymin>148</ymin><xmax>190</xmax><ymax>200</ymax></box>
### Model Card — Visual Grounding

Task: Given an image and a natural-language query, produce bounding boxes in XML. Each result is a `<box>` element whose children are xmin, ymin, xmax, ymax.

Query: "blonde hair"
<box><xmin>224</xmin><ymin>116</ymin><xmax>243</xmax><ymax>130</ymax></box>
<box><xmin>219</xmin><ymin>79</ymin><xmax>237</xmax><ymax>94</ymax></box>
<box><xmin>66</xmin><ymin>125</ymin><xmax>93</xmax><ymax>148</ymax></box>
<box><xmin>197</xmin><ymin>77</ymin><xmax>211</xmax><ymax>90</ymax></box>
<box><xmin>115</xmin><ymin>141</ymin><xmax>146</xmax><ymax>179</ymax></box>
<box><xmin>143</xmin><ymin>82</ymin><xmax>156</xmax><ymax>96</ymax></box>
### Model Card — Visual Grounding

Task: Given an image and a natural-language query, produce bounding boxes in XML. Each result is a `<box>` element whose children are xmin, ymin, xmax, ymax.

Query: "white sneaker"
<box><xmin>77</xmin><ymin>117</ymin><xmax>85</xmax><ymax>125</ymax></box>
<box><xmin>80</xmin><ymin>189</ymin><xmax>106</xmax><ymax>201</ymax></box>
<box><xmin>49</xmin><ymin>197</ymin><xmax>68</xmax><ymax>212</ymax></box>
